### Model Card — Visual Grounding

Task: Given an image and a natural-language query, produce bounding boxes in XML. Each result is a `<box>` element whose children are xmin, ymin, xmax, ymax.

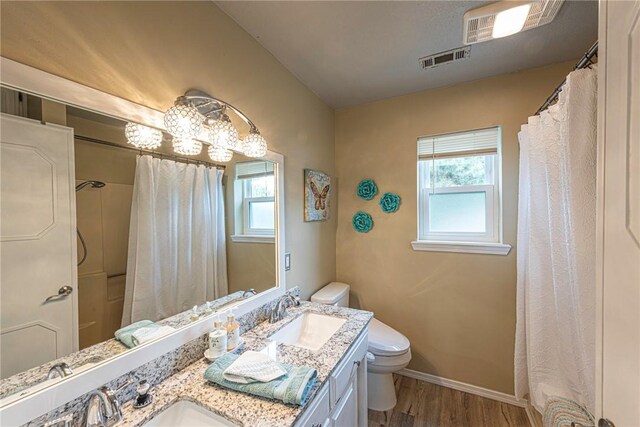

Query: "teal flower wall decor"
<box><xmin>379</xmin><ymin>192</ymin><xmax>401</xmax><ymax>213</ymax></box>
<box><xmin>357</xmin><ymin>179</ymin><xmax>378</xmax><ymax>200</ymax></box>
<box><xmin>352</xmin><ymin>211</ymin><xmax>373</xmax><ymax>233</ymax></box>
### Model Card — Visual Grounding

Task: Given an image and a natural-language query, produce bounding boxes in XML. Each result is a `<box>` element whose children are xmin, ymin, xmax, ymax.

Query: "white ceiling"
<box><xmin>216</xmin><ymin>1</ymin><xmax>598</xmax><ymax>108</ymax></box>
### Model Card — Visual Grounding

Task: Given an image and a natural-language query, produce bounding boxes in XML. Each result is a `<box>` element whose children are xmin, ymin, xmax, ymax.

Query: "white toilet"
<box><xmin>311</xmin><ymin>282</ymin><xmax>412</xmax><ymax>411</ymax></box>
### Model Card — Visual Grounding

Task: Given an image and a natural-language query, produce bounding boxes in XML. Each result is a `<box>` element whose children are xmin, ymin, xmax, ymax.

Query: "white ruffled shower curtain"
<box><xmin>122</xmin><ymin>155</ymin><xmax>228</xmax><ymax>325</ymax></box>
<box><xmin>514</xmin><ymin>67</ymin><xmax>597</xmax><ymax>413</ymax></box>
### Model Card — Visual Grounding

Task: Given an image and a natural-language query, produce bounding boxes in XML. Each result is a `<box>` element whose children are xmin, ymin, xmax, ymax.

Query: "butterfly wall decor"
<box><xmin>304</xmin><ymin>169</ymin><xmax>331</xmax><ymax>221</ymax></box>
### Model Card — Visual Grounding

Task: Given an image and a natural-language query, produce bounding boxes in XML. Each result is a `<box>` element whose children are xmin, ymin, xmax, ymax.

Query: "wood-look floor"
<box><xmin>368</xmin><ymin>375</ymin><xmax>530</xmax><ymax>427</ymax></box>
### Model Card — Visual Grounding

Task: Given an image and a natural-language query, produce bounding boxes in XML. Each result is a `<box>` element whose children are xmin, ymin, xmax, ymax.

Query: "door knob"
<box><xmin>44</xmin><ymin>285</ymin><xmax>73</xmax><ymax>303</ymax></box>
<box><xmin>598</xmin><ymin>419</ymin><xmax>615</xmax><ymax>427</ymax></box>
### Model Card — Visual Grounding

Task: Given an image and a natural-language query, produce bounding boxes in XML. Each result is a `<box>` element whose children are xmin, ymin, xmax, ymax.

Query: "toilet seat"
<box><xmin>367</xmin><ymin>318</ymin><xmax>410</xmax><ymax>356</ymax></box>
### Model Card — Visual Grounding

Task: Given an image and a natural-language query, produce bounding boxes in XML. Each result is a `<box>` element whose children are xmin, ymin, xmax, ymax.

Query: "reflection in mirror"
<box><xmin>0</xmin><ymin>87</ymin><xmax>278</xmax><ymax>405</ymax></box>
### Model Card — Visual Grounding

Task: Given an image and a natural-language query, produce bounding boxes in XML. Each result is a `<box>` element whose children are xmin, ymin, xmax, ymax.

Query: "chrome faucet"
<box><xmin>85</xmin><ymin>386</ymin><xmax>123</xmax><ymax>427</ymax></box>
<box><xmin>47</xmin><ymin>363</ymin><xmax>73</xmax><ymax>380</ymax></box>
<box><xmin>242</xmin><ymin>288</ymin><xmax>257</xmax><ymax>298</ymax></box>
<box><xmin>269</xmin><ymin>295</ymin><xmax>300</xmax><ymax>323</ymax></box>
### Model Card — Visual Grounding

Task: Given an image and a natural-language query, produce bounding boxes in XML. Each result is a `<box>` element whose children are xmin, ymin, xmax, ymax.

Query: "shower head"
<box><xmin>75</xmin><ymin>180</ymin><xmax>106</xmax><ymax>192</ymax></box>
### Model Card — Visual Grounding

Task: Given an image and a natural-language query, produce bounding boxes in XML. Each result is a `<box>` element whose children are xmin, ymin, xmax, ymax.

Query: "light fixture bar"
<box><xmin>183</xmin><ymin>89</ymin><xmax>259</xmax><ymax>132</ymax></box>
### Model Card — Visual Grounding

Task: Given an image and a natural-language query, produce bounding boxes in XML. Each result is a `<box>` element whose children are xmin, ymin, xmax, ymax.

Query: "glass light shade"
<box><xmin>242</xmin><ymin>131</ymin><xmax>268</xmax><ymax>158</ymax></box>
<box><xmin>492</xmin><ymin>4</ymin><xmax>531</xmax><ymax>38</ymax></box>
<box><xmin>124</xmin><ymin>123</ymin><xmax>163</xmax><ymax>149</ymax></box>
<box><xmin>208</xmin><ymin>116</ymin><xmax>240</xmax><ymax>150</ymax></box>
<box><xmin>164</xmin><ymin>102</ymin><xmax>203</xmax><ymax>139</ymax></box>
<box><xmin>172</xmin><ymin>137</ymin><xmax>203</xmax><ymax>156</ymax></box>
<box><xmin>208</xmin><ymin>145</ymin><xmax>233</xmax><ymax>162</ymax></box>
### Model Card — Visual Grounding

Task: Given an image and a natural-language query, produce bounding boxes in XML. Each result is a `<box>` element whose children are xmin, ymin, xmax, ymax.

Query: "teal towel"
<box><xmin>114</xmin><ymin>320</ymin><xmax>154</xmax><ymax>348</ymax></box>
<box><xmin>204</xmin><ymin>353</ymin><xmax>317</xmax><ymax>405</ymax></box>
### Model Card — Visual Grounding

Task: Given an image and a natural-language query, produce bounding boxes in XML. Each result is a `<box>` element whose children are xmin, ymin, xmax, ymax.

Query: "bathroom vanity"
<box><xmin>115</xmin><ymin>302</ymin><xmax>372</xmax><ymax>427</ymax></box>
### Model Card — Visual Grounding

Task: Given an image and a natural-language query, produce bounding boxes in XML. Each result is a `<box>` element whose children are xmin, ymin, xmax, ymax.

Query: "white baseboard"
<box><xmin>398</xmin><ymin>368</ymin><xmax>528</xmax><ymax>408</ymax></box>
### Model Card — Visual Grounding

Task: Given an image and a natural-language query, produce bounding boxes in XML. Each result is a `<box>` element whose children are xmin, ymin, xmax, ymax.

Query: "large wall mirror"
<box><xmin>0</xmin><ymin>81</ymin><xmax>283</xmax><ymax>407</ymax></box>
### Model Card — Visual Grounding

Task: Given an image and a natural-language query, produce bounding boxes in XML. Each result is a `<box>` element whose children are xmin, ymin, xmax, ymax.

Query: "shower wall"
<box><xmin>70</xmin><ymin>113</ymin><xmax>136</xmax><ymax>349</ymax></box>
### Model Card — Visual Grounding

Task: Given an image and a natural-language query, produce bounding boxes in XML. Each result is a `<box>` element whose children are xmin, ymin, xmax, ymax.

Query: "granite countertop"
<box><xmin>118</xmin><ymin>302</ymin><xmax>373</xmax><ymax>427</ymax></box>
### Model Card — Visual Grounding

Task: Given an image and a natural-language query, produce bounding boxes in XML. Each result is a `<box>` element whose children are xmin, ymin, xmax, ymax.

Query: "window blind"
<box><xmin>418</xmin><ymin>127</ymin><xmax>500</xmax><ymax>159</ymax></box>
<box><xmin>235</xmin><ymin>161</ymin><xmax>274</xmax><ymax>180</ymax></box>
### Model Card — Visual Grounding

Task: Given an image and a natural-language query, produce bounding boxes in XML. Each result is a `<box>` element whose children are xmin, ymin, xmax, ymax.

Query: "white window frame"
<box><xmin>231</xmin><ymin>171</ymin><xmax>275</xmax><ymax>243</ymax></box>
<box><xmin>242</xmin><ymin>195</ymin><xmax>275</xmax><ymax>236</ymax></box>
<box><xmin>413</xmin><ymin>128</ymin><xmax>511</xmax><ymax>255</ymax></box>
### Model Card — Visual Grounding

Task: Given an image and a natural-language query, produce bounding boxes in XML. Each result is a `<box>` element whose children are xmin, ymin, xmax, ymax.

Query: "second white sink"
<box><xmin>143</xmin><ymin>400</ymin><xmax>237</xmax><ymax>427</ymax></box>
<box><xmin>269</xmin><ymin>312</ymin><xmax>346</xmax><ymax>352</ymax></box>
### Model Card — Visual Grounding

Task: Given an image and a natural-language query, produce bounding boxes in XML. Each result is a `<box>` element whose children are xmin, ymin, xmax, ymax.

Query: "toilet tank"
<box><xmin>311</xmin><ymin>282</ymin><xmax>350</xmax><ymax>307</ymax></box>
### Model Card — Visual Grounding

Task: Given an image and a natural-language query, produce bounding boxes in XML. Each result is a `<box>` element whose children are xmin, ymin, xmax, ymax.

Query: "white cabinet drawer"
<box><xmin>330</xmin><ymin>332</ymin><xmax>367</xmax><ymax>409</ymax></box>
<box><xmin>295</xmin><ymin>383</ymin><xmax>330</xmax><ymax>427</ymax></box>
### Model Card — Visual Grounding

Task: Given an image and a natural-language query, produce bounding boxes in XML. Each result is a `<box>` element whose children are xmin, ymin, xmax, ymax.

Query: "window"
<box><xmin>233</xmin><ymin>161</ymin><xmax>275</xmax><ymax>241</ymax></box>
<box><xmin>413</xmin><ymin>127</ymin><xmax>511</xmax><ymax>255</ymax></box>
<box><xmin>242</xmin><ymin>175</ymin><xmax>275</xmax><ymax>235</ymax></box>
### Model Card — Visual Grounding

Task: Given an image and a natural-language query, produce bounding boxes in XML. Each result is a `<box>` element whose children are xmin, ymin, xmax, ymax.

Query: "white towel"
<box><xmin>223</xmin><ymin>351</ymin><xmax>287</xmax><ymax>384</ymax></box>
<box><xmin>131</xmin><ymin>325</ymin><xmax>175</xmax><ymax>346</ymax></box>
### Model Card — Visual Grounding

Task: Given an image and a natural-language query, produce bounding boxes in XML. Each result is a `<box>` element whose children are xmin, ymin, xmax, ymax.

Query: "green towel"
<box><xmin>114</xmin><ymin>320</ymin><xmax>154</xmax><ymax>348</ymax></box>
<box><xmin>204</xmin><ymin>353</ymin><xmax>317</xmax><ymax>405</ymax></box>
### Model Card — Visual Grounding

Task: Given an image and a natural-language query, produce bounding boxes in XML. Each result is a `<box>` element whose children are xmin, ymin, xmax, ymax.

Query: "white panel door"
<box><xmin>0</xmin><ymin>113</ymin><xmax>78</xmax><ymax>379</ymax></box>
<box><xmin>598</xmin><ymin>0</ymin><xmax>640</xmax><ymax>426</ymax></box>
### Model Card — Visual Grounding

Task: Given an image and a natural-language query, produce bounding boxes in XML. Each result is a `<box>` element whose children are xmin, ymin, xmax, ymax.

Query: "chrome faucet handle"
<box><xmin>269</xmin><ymin>295</ymin><xmax>301</xmax><ymax>323</ymax></box>
<box><xmin>47</xmin><ymin>363</ymin><xmax>73</xmax><ymax>380</ymax></box>
<box><xmin>85</xmin><ymin>386</ymin><xmax>123</xmax><ymax>427</ymax></box>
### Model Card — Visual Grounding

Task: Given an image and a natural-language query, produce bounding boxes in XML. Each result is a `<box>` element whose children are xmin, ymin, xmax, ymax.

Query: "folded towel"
<box><xmin>543</xmin><ymin>397</ymin><xmax>595</xmax><ymax>427</ymax></box>
<box><xmin>131</xmin><ymin>325</ymin><xmax>176</xmax><ymax>346</ymax></box>
<box><xmin>204</xmin><ymin>353</ymin><xmax>317</xmax><ymax>405</ymax></box>
<box><xmin>114</xmin><ymin>320</ymin><xmax>154</xmax><ymax>348</ymax></box>
<box><xmin>223</xmin><ymin>351</ymin><xmax>287</xmax><ymax>384</ymax></box>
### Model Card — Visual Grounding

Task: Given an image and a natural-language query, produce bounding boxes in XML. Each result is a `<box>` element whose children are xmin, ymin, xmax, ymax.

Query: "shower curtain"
<box><xmin>122</xmin><ymin>155</ymin><xmax>228</xmax><ymax>325</ymax></box>
<box><xmin>514</xmin><ymin>67</ymin><xmax>597</xmax><ymax>413</ymax></box>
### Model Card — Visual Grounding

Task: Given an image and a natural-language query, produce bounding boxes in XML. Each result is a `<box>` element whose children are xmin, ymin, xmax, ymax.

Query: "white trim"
<box><xmin>399</xmin><ymin>368</ymin><xmax>527</xmax><ymax>408</ymax></box>
<box><xmin>418</xmin><ymin>152</ymin><xmax>501</xmax><ymax>243</ymax></box>
<box><xmin>411</xmin><ymin>240</ymin><xmax>511</xmax><ymax>255</ymax></box>
<box><xmin>0</xmin><ymin>58</ymin><xmax>288</xmax><ymax>425</ymax></box>
<box><xmin>594</xmin><ymin>0</ymin><xmax>607</xmax><ymax>420</ymax></box>
<box><xmin>231</xmin><ymin>235</ymin><xmax>275</xmax><ymax>244</ymax></box>
<box><xmin>242</xmin><ymin>196</ymin><xmax>276</xmax><ymax>236</ymax></box>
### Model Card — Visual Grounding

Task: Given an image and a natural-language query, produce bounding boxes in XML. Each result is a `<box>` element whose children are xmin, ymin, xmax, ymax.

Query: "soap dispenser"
<box><xmin>225</xmin><ymin>309</ymin><xmax>240</xmax><ymax>351</ymax></box>
<box><xmin>208</xmin><ymin>315</ymin><xmax>228</xmax><ymax>358</ymax></box>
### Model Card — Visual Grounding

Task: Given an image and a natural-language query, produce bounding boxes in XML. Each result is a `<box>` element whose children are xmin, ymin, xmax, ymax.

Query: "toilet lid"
<box><xmin>368</xmin><ymin>318</ymin><xmax>410</xmax><ymax>356</ymax></box>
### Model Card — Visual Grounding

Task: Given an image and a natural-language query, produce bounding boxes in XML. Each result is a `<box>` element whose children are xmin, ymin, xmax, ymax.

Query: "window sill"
<box><xmin>231</xmin><ymin>235</ymin><xmax>275</xmax><ymax>244</ymax></box>
<box><xmin>411</xmin><ymin>240</ymin><xmax>512</xmax><ymax>255</ymax></box>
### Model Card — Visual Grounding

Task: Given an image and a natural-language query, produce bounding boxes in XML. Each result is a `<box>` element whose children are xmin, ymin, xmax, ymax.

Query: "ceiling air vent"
<box><xmin>419</xmin><ymin>46</ymin><xmax>471</xmax><ymax>70</ymax></box>
<box><xmin>463</xmin><ymin>0</ymin><xmax>565</xmax><ymax>45</ymax></box>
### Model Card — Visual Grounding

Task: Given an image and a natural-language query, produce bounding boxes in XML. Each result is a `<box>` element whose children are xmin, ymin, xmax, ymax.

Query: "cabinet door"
<box><xmin>331</xmin><ymin>381</ymin><xmax>357</xmax><ymax>427</ymax></box>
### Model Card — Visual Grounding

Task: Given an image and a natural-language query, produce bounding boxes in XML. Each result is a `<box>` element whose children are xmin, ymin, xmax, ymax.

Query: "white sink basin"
<box><xmin>269</xmin><ymin>312</ymin><xmax>346</xmax><ymax>352</ymax></box>
<box><xmin>143</xmin><ymin>400</ymin><xmax>237</xmax><ymax>427</ymax></box>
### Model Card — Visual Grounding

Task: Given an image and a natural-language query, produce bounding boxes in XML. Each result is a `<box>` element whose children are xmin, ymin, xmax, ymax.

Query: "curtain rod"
<box><xmin>74</xmin><ymin>135</ymin><xmax>226</xmax><ymax>170</ymax></box>
<box><xmin>534</xmin><ymin>41</ymin><xmax>598</xmax><ymax>116</ymax></box>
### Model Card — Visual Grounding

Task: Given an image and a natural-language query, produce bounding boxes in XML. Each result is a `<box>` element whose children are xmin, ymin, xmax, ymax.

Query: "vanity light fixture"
<box><xmin>208</xmin><ymin>108</ymin><xmax>241</xmax><ymax>151</ymax></box>
<box><xmin>162</xmin><ymin>90</ymin><xmax>269</xmax><ymax>161</ymax></box>
<box><xmin>164</xmin><ymin>97</ymin><xmax>203</xmax><ymax>139</ymax></box>
<box><xmin>124</xmin><ymin>122</ymin><xmax>163</xmax><ymax>149</ymax></box>
<box><xmin>172</xmin><ymin>136</ymin><xmax>203</xmax><ymax>156</ymax></box>
<box><xmin>208</xmin><ymin>145</ymin><xmax>234</xmax><ymax>163</ymax></box>
<box><xmin>242</xmin><ymin>128</ymin><xmax>268</xmax><ymax>158</ymax></box>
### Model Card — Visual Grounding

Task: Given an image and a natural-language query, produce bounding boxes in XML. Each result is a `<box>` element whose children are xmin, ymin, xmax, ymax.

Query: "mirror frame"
<box><xmin>0</xmin><ymin>57</ymin><xmax>287</xmax><ymax>425</ymax></box>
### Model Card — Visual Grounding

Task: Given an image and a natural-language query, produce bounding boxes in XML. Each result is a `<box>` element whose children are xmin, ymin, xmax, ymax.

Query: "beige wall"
<box><xmin>0</xmin><ymin>1</ymin><xmax>336</xmax><ymax>300</ymax></box>
<box><xmin>335</xmin><ymin>61</ymin><xmax>575</xmax><ymax>394</ymax></box>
